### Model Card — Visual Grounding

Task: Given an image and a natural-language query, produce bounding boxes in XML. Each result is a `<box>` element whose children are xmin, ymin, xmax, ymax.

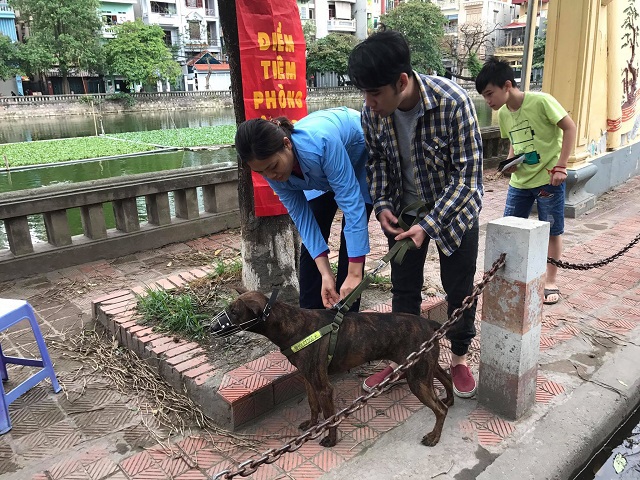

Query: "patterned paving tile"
<box><xmin>468</xmin><ymin>407</ymin><xmax>495</xmax><ymax>428</ymax></box>
<box><xmin>485</xmin><ymin>417</ymin><xmax>515</xmax><ymax>438</ymax></box>
<box><xmin>310</xmin><ymin>449</ymin><xmax>343</xmax><ymax>473</ymax></box>
<box><xmin>288</xmin><ymin>460</ymin><xmax>324</xmax><ymax>479</ymax></box>
<box><xmin>476</xmin><ymin>427</ymin><xmax>504</xmax><ymax>446</ymax></box>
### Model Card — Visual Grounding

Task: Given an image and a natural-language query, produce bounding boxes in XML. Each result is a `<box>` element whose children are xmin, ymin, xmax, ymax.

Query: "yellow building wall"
<box><xmin>544</xmin><ymin>0</ymin><xmax>640</xmax><ymax>165</ymax></box>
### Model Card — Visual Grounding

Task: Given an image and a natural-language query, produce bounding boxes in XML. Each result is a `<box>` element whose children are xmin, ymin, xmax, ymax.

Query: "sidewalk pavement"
<box><xmin>0</xmin><ymin>174</ymin><xmax>639</xmax><ymax>480</ymax></box>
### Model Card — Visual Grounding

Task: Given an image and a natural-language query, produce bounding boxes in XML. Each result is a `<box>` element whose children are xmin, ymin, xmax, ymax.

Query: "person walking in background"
<box><xmin>475</xmin><ymin>57</ymin><xmax>576</xmax><ymax>306</ymax></box>
<box><xmin>347</xmin><ymin>27</ymin><xmax>483</xmax><ymax>398</ymax></box>
<box><xmin>235</xmin><ymin>107</ymin><xmax>373</xmax><ymax>311</ymax></box>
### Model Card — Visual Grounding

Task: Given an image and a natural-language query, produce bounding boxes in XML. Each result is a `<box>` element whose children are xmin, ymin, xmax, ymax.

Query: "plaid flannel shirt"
<box><xmin>362</xmin><ymin>72</ymin><xmax>484</xmax><ymax>256</ymax></box>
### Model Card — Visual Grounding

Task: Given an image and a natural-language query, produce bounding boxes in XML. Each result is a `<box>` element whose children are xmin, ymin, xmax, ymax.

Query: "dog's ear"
<box><xmin>233</xmin><ymin>298</ymin><xmax>263</xmax><ymax>319</ymax></box>
<box><xmin>234</xmin><ymin>285</ymin><xmax>248</xmax><ymax>295</ymax></box>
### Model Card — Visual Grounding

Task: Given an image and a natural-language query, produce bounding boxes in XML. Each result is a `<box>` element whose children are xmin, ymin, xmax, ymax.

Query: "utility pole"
<box><xmin>521</xmin><ymin>0</ymin><xmax>540</xmax><ymax>90</ymax></box>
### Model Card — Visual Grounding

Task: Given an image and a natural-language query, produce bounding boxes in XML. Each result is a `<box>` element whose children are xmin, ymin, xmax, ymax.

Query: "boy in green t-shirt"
<box><xmin>476</xmin><ymin>58</ymin><xmax>576</xmax><ymax>305</ymax></box>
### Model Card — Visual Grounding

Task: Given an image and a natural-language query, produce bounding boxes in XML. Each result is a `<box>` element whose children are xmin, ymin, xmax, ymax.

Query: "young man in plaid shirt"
<box><xmin>348</xmin><ymin>28</ymin><xmax>484</xmax><ymax>398</ymax></box>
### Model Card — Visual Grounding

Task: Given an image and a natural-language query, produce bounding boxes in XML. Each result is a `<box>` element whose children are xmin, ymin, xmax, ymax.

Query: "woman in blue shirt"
<box><xmin>235</xmin><ymin>107</ymin><xmax>373</xmax><ymax>310</ymax></box>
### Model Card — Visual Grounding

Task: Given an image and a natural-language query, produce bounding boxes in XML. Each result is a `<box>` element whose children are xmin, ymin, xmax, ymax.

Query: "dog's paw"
<box><xmin>298</xmin><ymin>420</ymin><xmax>314</xmax><ymax>431</ymax></box>
<box><xmin>320</xmin><ymin>436</ymin><xmax>337</xmax><ymax>447</ymax></box>
<box><xmin>421</xmin><ymin>431</ymin><xmax>440</xmax><ymax>447</ymax></box>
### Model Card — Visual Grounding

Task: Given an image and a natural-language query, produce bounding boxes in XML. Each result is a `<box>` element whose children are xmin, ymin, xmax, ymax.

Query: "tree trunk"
<box><xmin>62</xmin><ymin>73</ymin><xmax>70</xmax><ymax>94</ymax></box>
<box><xmin>218</xmin><ymin>0</ymin><xmax>301</xmax><ymax>302</ymax></box>
<box><xmin>445</xmin><ymin>68</ymin><xmax>476</xmax><ymax>82</ymax></box>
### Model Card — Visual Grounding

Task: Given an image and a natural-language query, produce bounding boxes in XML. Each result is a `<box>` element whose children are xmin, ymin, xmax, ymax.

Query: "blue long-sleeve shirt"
<box><xmin>266</xmin><ymin>107</ymin><xmax>372</xmax><ymax>259</ymax></box>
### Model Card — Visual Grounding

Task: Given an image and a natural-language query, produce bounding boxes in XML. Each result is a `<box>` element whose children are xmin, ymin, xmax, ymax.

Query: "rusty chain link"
<box><xmin>212</xmin><ymin>253</ymin><xmax>507</xmax><ymax>480</ymax></box>
<box><xmin>547</xmin><ymin>232</ymin><xmax>640</xmax><ymax>270</ymax></box>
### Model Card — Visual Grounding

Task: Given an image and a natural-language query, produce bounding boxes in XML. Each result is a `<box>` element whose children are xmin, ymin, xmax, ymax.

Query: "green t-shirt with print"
<box><xmin>498</xmin><ymin>91</ymin><xmax>568</xmax><ymax>189</ymax></box>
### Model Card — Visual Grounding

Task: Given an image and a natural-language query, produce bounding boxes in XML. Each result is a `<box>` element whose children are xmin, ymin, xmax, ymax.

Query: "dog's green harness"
<box><xmin>280</xmin><ymin>202</ymin><xmax>428</xmax><ymax>364</ymax></box>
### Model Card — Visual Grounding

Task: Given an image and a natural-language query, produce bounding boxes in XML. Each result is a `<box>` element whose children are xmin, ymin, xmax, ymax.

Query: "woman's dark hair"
<box><xmin>347</xmin><ymin>25</ymin><xmax>413</xmax><ymax>90</ymax></box>
<box><xmin>235</xmin><ymin>116</ymin><xmax>294</xmax><ymax>163</ymax></box>
<box><xmin>475</xmin><ymin>57</ymin><xmax>518</xmax><ymax>94</ymax></box>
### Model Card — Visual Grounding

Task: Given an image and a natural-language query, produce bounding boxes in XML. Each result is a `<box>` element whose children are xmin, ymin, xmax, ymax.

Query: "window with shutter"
<box><xmin>189</xmin><ymin>21</ymin><xmax>201</xmax><ymax>39</ymax></box>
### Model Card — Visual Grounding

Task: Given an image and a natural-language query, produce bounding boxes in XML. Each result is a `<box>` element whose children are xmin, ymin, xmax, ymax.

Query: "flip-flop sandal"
<box><xmin>543</xmin><ymin>288</ymin><xmax>560</xmax><ymax>305</ymax></box>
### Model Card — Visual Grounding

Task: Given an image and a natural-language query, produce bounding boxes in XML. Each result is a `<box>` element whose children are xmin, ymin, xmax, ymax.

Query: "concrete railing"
<box><xmin>0</xmin><ymin>165</ymin><xmax>240</xmax><ymax>281</ymax></box>
<box><xmin>0</xmin><ymin>87</ymin><xmax>361</xmax><ymax>104</ymax></box>
<box><xmin>0</xmin><ymin>128</ymin><xmax>507</xmax><ymax>281</ymax></box>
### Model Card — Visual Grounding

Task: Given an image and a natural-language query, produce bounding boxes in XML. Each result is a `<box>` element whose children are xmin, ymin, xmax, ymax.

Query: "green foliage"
<box><xmin>466</xmin><ymin>52</ymin><xmax>483</xmax><ymax>78</ymax></box>
<box><xmin>0</xmin><ymin>137</ymin><xmax>157</xmax><ymax>166</ymax></box>
<box><xmin>111</xmin><ymin>125</ymin><xmax>237</xmax><ymax>148</ymax></box>
<box><xmin>106</xmin><ymin>92</ymin><xmax>135</xmax><ymax>106</ymax></box>
<box><xmin>302</xmin><ymin>21</ymin><xmax>317</xmax><ymax>49</ymax></box>
<box><xmin>136</xmin><ymin>289</ymin><xmax>210</xmax><ymax>340</ymax></box>
<box><xmin>380</xmin><ymin>0</ymin><xmax>447</xmax><ymax>75</ymax></box>
<box><xmin>0</xmin><ymin>35</ymin><xmax>22</xmax><ymax>81</ymax></box>
<box><xmin>9</xmin><ymin>0</ymin><xmax>104</xmax><ymax>92</ymax></box>
<box><xmin>104</xmin><ymin>20</ymin><xmax>182</xmax><ymax>88</ymax></box>
<box><xmin>532</xmin><ymin>35</ymin><xmax>546</xmax><ymax>70</ymax></box>
<box><xmin>0</xmin><ymin>126</ymin><xmax>237</xmax><ymax>167</ymax></box>
<box><xmin>306</xmin><ymin>33</ymin><xmax>359</xmax><ymax>77</ymax></box>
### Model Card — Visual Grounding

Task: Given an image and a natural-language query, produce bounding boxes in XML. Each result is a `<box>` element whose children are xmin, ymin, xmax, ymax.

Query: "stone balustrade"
<box><xmin>0</xmin><ymin>127</ymin><xmax>507</xmax><ymax>282</ymax></box>
<box><xmin>0</xmin><ymin>165</ymin><xmax>240</xmax><ymax>281</ymax></box>
<box><xmin>0</xmin><ymin>86</ymin><xmax>360</xmax><ymax>105</ymax></box>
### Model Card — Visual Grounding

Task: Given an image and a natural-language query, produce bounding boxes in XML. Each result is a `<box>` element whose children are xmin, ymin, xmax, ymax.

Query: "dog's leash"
<box><xmin>281</xmin><ymin>202</ymin><xmax>429</xmax><ymax>364</ymax></box>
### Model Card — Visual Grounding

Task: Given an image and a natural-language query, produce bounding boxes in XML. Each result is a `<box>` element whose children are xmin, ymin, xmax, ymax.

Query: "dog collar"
<box><xmin>260</xmin><ymin>289</ymin><xmax>279</xmax><ymax>321</ymax></box>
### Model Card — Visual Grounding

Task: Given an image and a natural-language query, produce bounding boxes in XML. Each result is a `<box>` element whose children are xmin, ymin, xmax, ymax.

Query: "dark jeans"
<box><xmin>388</xmin><ymin>220</ymin><xmax>479</xmax><ymax>357</ymax></box>
<box><xmin>299</xmin><ymin>192</ymin><xmax>373</xmax><ymax>311</ymax></box>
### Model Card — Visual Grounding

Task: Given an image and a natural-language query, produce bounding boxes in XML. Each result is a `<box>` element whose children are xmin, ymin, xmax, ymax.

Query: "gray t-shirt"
<box><xmin>393</xmin><ymin>102</ymin><xmax>422</xmax><ymax>211</ymax></box>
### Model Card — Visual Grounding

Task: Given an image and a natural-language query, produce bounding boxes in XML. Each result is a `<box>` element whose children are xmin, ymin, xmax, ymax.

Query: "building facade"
<box><xmin>0</xmin><ymin>2</ymin><xmax>22</xmax><ymax>96</ymax></box>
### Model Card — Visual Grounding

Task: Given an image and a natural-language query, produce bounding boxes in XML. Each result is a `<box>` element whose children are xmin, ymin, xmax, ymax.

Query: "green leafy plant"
<box><xmin>106</xmin><ymin>92</ymin><xmax>135</xmax><ymax>107</ymax></box>
<box><xmin>103</xmin><ymin>20</ymin><xmax>182</xmax><ymax>89</ymax></box>
<box><xmin>10</xmin><ymin>0</ymin><xmax>104</xmax><ymax>94</ymax></box>
<box><xmin>136</xmin><ymin>289</ymin><xmax>210</xmax><ymax>339</ymax></box>
<box><xmin>111</xmin><ymin>125</ymin><xmax>236</xmax><ymax>148</ymax></box>
<box><xmin>0</xmin><ymin>137</ymin><xmax>157</xmax><ymax>167</ymax></box>
<box><xmin>380</xmin><ymin>0</ymin><xmax>447</xmax><ymax>75</ymax></box>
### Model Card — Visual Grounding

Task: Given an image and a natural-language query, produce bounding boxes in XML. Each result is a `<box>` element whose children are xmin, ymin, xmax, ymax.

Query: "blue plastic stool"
<box><xmin>0</xmin><ymin>299</ymin><xmax>61</xmax><ymax>434</ymax></box>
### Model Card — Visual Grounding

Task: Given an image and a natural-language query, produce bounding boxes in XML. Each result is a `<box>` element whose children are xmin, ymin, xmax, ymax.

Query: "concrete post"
<box><xmin>203</xmin><ymin>181</ymin><xmax>238</xmax><ymax>213</ymax></box>
<box><xmin>174</xmin><ymin>188</ymin><xmax>200</xmax><ymax>220</ymax></box>
<box><xmin>478</xmin><ymin>216</ymin><xmax>549</xmax><ymax>420</ymax></box>
<box><xmin>43</xmin><ymin>210</ymin><xmax>72</xmax><ymax>247</ymax></box>
<box><xmin>145</xmin><ymin>192</ymin><xmax>171</xmax><ymax>226</ymax></box>
<box><xmin>4</xmin><ymin>216</ymin><xmax>33</xmax><ymax>256</ymax></box>
<box><xmin>113</xmin><ymin>198</ymin><xmax>140</xmax><ymax>233</ymax></box>
<box><xmin>80</xmin><ymin>204</ymin><xmax>107</xmax><ymax>240</ymax></box>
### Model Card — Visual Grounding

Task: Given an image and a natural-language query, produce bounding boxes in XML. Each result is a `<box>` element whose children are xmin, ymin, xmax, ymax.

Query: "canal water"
<box><xmin>0</xmin><ymin>95</ymin><xmax>495</xmax><ymax>248</ymax></box>
<box><xmin>573</xmin><ymin>405</ymin><xmax>640</xmax><ymax>480</ymax></box>
<box><xmin>0</xmin><ymin>97</ymin><xmax>495</xmax><ymax>144</ymax></box>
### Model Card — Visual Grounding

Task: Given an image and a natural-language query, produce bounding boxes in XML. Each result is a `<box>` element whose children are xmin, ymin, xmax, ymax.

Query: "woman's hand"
<box><xmin>321</xmin><ymin>273</ymin><xmax>340</xmax><ymax>308</ymax></box>
<box><xmin>339</xmin><ymin>268</ymin><xmax>363</xmax><ymax>300</ymax></box>
<box><xmin>315</xmin><ymin>255</ymin><xmax>340</xmax><ymax>308</ymax></box>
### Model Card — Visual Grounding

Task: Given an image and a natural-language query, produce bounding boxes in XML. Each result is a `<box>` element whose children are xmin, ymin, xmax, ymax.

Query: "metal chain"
<box><xmin>547</xmin><ymin>232</ymin><xmax>640</xmax><ymax>270</ymax></box>
<box><xmin>212</xmin><ymin>254</ymin><xmax>507</xmax><ymax>480</ymax></box>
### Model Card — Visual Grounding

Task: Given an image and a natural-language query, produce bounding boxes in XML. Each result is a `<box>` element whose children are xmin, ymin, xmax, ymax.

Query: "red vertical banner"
<box><xmin>236</xmin><ymin>0</ymin><xmax>308</xmax><ymax>217</ymax></box>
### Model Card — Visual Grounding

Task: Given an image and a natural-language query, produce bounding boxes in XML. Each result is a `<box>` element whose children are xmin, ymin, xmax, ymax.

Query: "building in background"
<box><xmin>138</xmin><ymin>0</ymin><xmax>223</xmax><ymax>90</ymax></box>
<box><xmin>494</xmin><ymin>0</ymin><xmax>549</xmax><ymax>80</ymax></box>
<box><xmin>100</xmin><ymin>0</ymin><xmax>137</xmax><ymax>38</ymax></box>
<box><xmin>0</xmin><ymin>2</ymin><xmax>22</xmax><ymax>96</ymax></box>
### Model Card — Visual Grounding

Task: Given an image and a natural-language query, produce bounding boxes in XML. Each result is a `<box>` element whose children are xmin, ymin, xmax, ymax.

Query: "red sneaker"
<box><xmin>450</xmin><ymin>364</ymin><xmax>477</xmax><ymax>398</ymax></box>
<box><xmin>362</xmin><ymin>365</ymin><xmax>405</xmax><ymax>393</ymax></box>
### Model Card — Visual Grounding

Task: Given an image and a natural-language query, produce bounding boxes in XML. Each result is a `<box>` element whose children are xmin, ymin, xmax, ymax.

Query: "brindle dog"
<box><xmin>213</xmin><ymin>290</ymin><xmax>454</xmax><ymax>447</ymax></box>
